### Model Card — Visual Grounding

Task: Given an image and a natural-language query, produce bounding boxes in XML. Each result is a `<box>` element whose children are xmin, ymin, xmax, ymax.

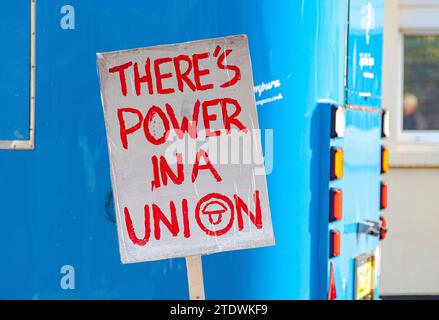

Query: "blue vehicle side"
<box><xmin>0</xmin><ymin>0</ymin><xmax>385</xmax><ymax>299</ymax></box>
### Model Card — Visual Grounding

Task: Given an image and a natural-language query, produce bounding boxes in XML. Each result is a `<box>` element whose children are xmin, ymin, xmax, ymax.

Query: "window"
<box><xmin>394</xmin><ymin>0</ymin><xmax>439</xmax><ymax>146</ymax></box>
<box><xmin>383</xmin><ymin>0</ymin><xmax>439</xmax><ymax>166</ymax></box>
<box><xmin>403</xmin><ymin>35</ymin><xmax>439</xmax><ymax>132</ymax></box>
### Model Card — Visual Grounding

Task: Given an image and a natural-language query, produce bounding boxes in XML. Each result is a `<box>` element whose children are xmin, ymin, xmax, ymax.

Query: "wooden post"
<box><xmin>185</xmin><ymin>255</ymin><xmax>205</xmax><ymax>300</ymax></box>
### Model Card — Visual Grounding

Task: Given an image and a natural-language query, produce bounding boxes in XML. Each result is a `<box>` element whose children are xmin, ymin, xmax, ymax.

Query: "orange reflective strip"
<box><xmin>381</xmin><ymin>146</ymin><xmax>389</xmax><ymax>174</ymax></box>
<box><xmin>331</xmin><ymin>148</ymin><xmax>344</xmax><ymax>180</ymax></box>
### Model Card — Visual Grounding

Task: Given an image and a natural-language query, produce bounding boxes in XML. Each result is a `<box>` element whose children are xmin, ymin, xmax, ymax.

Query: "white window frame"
<box><xmin>385</xmin><ymin>0</ymin><xmax>439</xmax><ymax>166</ymax></box>
<box><xmin>398</xmin><ymin>33</ymin><xmax>439</xmax><ymax>144</ymax></box>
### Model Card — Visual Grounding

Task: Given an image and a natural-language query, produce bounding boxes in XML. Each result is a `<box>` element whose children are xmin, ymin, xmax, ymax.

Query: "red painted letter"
<box><xmin>109</xmin><ymin>61</ymin><xmax>133</xmax><ymax>96</ymax></box>
<box><xmin>154</xmin><ymin>57</ymin><xmax>175</xmax><ymax>94</ymax></box>
<box><xmin>202</xmin><ymin>99</ymin><xmax>221</xmax><ymax>137</ymax></box>
<box><xmin>195</xmin><ymin>193</ymin><xmax>235</xmax><ymax>236</ymax></box>
<box><xmin>215</xmin><ymin>46</ymin><xmax>241</xmax><ymax>88</ymax></box>
<box><xmin>221</xmin><ymin>98</ymin><xmax>248</xmax><ymax>133</ymax></box>
<box><xmin>124</xmin><ymin>205</ymin><xmax>151</xmax><ymax>246</ymax></box>
<box><xmin>117</xmin><ymin>107</ymin><xmax>143</xmax><ymax>149</ymax></box>
<box><xmin>192</xmin><ymin>52</ymin><xmax>214</xmax><ymax>91</ymax></box>
<box><xmin>234</xmin><ymin>190</ymin><xmax>263</xmax><ymax>231</ymax></box>
<box><xmin>192</xmin><ymin>149</ymin><xmax>222</xmax><ymax>183</ymax></box>
<box><xmin>153</xmin><ymin>202</ymin><xmax>180</xmax><ymax>240</ymax></box>
<box><xmin>160</xmin><ymin>153</ymin><xmax>184</xmax><ymax>187</ymax></box>
<box><xmin>174</xmin><ymin>54</ymin><xmax>196</xmax><ymax>92</ymax></box>
<box><xmin>182</xmin><ymin>199</ymin><xmax>191</xmax><ymax>238</ymax></box>
<box><xmin>143</xmin><ymin>106</ymin><xmax>170</xmax><ymax>145</ymax></box>
<box><xmin>151</xmin><ymin>155</ymin><xmax>161</xmax><ymax>191</ymax></box>
<box><xmin>165</xmin><ymin>100</ymin><xmax>199</xmax><ymax>139</ymax></box>
<box><xmin>134</xmin><ymin>58</ymin><xmax>153</xmax><ymax>95</ymax></box>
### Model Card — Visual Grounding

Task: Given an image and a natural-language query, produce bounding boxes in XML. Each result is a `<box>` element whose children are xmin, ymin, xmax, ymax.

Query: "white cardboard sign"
<box><xmin>97</xmin><ymin>35</ymin><xmax>274</xmax><ymax>264</ymax></box>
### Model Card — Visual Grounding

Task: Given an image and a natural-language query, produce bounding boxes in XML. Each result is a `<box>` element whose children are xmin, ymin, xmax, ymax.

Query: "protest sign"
<box><xmin>97</xmin><ymin>35</ymin><xmax>274</xmax><ymax>266</ymax></box>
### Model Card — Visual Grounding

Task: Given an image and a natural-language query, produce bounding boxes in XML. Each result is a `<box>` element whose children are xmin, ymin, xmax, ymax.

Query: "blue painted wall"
<box><xmin>0</xmin><ymin>0</ymin><xmax>383</xmax><ymax>299</ymax></box>
<box><xmin>0</xmin><ymin>1</ymin><xmax>30</xmax><ymax>140</ymax></box>
<box><xmin>347</xmin><ymin>0</ymin><xmax>385</xmax><ymax>107</ymax></box>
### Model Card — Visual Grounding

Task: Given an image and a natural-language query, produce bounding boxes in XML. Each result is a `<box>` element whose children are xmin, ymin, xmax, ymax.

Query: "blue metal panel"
<box><xmin>0</xmin><ymin>1</ymin><xmax>30</xmax><ymax>140</ymax></box>
<box><xmin>0</xmin><ymin>0</ymin><xmax>384</xmax><ymax>300</ymax></box>
<box><xmin>338</xmin><ymin>0</ymin><xmax>385</xmax><ymax>300</ymax></box>
<box><xmin>329</xmin><ymin>108</ymin><xmax>382</xmax><ymax>299</ymax></box>
<box><xmin>347</xmin><ymin>0</ymin><xmax>385</xmax><ymax>108</ymax></box>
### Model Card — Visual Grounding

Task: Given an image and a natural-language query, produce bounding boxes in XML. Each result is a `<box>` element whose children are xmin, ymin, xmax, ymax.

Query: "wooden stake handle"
<box><xmin>185</xmin><ymin>255</ymin><xmax>205</xmax><ymax>300</ymax></box>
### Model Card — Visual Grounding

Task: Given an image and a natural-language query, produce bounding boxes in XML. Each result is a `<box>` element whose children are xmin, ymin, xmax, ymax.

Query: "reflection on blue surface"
<box><xmin>347</xmin><ymin>0</ymin><xmax>385</xmax><ymax>107</ymax></box>
<box><xmin>0</xmin><ymin>0</ymin><xmax>383</xmax><ymax>299</ymax></box>
<box><xmin>330</xmin><ymin>108</ymin><xmax>382</xmax><ymax>300</ymax></box>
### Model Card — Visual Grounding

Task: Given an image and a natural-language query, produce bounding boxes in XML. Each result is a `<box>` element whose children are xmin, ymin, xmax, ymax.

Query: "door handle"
<box><xmin>357</xmin><ymin>220</ymin><xmax>380</xmax><ymax>237</ymax></box>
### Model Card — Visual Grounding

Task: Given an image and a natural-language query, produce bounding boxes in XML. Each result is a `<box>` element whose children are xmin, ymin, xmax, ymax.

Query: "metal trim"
<box><xmin>345</xmin><ymin>104</ymin><xmax>383</xmax><ymax>114</ymax></box>
<box><xmin>343</xmin><ymin>0</ymin><xmax>350</xmax><ymax>97</ymax></box>
<box><xmin>0</xmin><ymin>0</ymin><xmax>36</xmax><ymax>151</ymax></box>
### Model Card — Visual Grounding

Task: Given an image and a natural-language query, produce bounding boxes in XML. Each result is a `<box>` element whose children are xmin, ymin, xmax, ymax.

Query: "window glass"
<box><xmin>403</xmin><ymin>35</ymin><xmax>439</xmax><ymax>131</ymax></box>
